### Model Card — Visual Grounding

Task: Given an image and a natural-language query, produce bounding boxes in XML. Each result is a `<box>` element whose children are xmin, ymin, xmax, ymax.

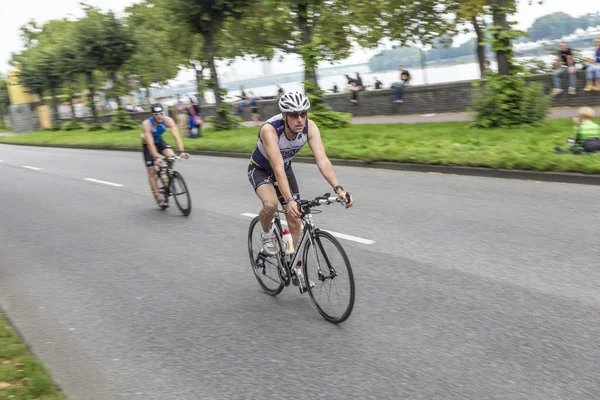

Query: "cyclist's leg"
<box><xmin>276</xmin><ymin>165</ymin><xmax>301</xmax><ymax>246</ymax></box>
<box><xmin>248</xmin><ymin>164</ymin><xmax>281</xmax><ymax>256</ymax></box>
<box><xmin>143</xmin><ymin>142</ymin><xmax>162</xmax><ymax>201</ymax></box>
<box><xmin>248</xmin><ymin>163</ymin><xmax>278</xmax><ymax>233</ymax></box>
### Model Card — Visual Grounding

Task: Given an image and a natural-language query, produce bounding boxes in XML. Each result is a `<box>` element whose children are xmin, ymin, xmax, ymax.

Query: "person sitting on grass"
<box><xmin>555</xmin><ymin>107</ymin><xmax>600</xmax><ymax>154</ymax></box>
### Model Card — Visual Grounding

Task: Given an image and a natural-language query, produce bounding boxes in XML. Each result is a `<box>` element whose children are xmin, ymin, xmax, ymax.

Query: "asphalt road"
<box><xmin>0</xmin><ymin>144</ymin><xmax>599</xmax><ymax>400</ymax></box>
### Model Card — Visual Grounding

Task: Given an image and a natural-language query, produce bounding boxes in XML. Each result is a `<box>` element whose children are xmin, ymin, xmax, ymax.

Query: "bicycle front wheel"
<box><xmin>170</xmin><ymin>171</ymin><xmax>192</xmax><ymax>216</ymax></box>
<box><xmin>303</xmin><ymin>230</ymin><xmax>355</xmax><ymax>323</ymax></box>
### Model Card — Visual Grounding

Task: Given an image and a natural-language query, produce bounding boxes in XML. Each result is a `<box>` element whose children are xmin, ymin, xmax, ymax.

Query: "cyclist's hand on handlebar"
<box><xmin>154</xmin><ymin>157</ymin><xmax>163</xmax><ymax>167</ymax></box>
<box><xmin>337</xmin><ymin>190</ymin><xmax>353</xmax><ymax>208</ymax></box>
<box><xmin>284</xmin><ymin>199</ymin><xmax>302</xmax><ymax>218</ymax></box>
<box><xmin>179</xmin><ymin>152</ymin><xmax>190</xmax><ymax>159</ymax></box>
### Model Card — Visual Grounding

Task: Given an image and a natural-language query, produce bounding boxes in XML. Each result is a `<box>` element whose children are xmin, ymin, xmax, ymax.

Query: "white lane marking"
<box><xmin>22</xmin><ymin>165</ymin><xmax>43</xmax><ymax>170</ymax></box>
<box><xmin>84</xmin><ymin>178</ymin><xmax>124</xmax><ymax>187</ymax></box>
<box><xmin>240</xmin><ymin>213</ymin><xmax>375</xmax><ymax>245</ymax></box>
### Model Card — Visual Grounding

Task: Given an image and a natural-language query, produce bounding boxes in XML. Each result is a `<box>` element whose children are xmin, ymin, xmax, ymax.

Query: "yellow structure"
<box><xmin>7</xmin><ymin>67</ymin><xmax>38</xmax><ymax>105</ymax></box>
<box><xmin>37</xmin><ymin>105</ymin><xmax>52</xmax><ymax>129</ymax></box>
<box><xmin>7</xmin><ymin>67</ymin><xmax>52</xmax><ymax>129</ymax></box>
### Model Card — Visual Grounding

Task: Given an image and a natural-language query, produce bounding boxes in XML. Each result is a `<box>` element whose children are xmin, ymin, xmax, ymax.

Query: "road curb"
<box><xmin>2</xmin><ymin>142</ymin><xmax>600</xmax><ymax>186</ymax></box>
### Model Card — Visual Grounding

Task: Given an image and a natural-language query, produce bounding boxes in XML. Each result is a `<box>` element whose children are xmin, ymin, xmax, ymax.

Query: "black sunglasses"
<box><xmin>286</xmin><ymin>111</ymin><xmax>307</xmax><ymax>118</ymax></box>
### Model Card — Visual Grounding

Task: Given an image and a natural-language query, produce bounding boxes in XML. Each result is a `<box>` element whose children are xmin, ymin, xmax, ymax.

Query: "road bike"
<box><xmin>153</xmin><ymin>156</ymin><xmax>192</xmax><ymax>216</ymax></box>
<box><xmin>247</xmin><ymin>193</ymin><xmax>355</xmax><ymax>323</ymax></box>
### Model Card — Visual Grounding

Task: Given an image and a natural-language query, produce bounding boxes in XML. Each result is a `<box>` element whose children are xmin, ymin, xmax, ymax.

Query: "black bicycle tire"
<box><xmin>303</xmin><ymin>230</ymin><xmax>355</xmax><ymax>323</ymax></box>
<box><xmin>248</xmin><ymin>217</ymin><xmax>285</xmax><ymax>296</ymax></box>
<box><xmin>170</xmin><ymin>171</ymin><xmax>192</xmax><ymax>216</ymax></box>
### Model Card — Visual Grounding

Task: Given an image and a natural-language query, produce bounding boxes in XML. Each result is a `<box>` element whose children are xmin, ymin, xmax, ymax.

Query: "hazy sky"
<box><xmin>1</xmin><ymin>0</ymin><xmax>598</xmax><ymax>76</ymax></box>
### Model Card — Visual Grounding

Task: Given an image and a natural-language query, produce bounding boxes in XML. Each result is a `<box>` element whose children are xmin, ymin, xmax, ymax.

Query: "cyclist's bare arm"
<box><xmin>165</xmin><ymin>117</ymin><xmax>185</xmax><ymax>153</ymax></box>
<box><xmin>261</xmin><ymin>124</ymin><xmax>293</xmax><ymax>201</ymax></box>
<box><xmin>307</xmin><ymin>120</ymin><xmax>353</xmax><ymax>207</ymax></box>
<box><xmin>141</xmin><ymin>120</ymin><xmax>160</xmax><ymax>159</ymax></box>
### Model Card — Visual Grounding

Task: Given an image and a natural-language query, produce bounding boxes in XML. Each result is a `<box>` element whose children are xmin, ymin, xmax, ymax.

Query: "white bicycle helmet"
<box><xmin>278</xmin><ymin>91</ymin><xmax>310</xmax><ymax>113</ymax></box>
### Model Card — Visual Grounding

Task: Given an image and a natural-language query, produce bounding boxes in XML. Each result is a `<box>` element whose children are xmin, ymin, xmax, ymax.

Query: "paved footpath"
<box><xmin>240</xmin><ymin>106</ymin><xmax>600</xmax><ymax>126</ymax></box>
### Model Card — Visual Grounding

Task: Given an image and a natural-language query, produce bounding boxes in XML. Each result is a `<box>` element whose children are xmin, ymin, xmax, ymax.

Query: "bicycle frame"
<box><xmin>156</xmin><ymin>156</ymin><xmax>180</xmax><ymax>192</ymax></box>
<box><xmin>271</xmin><ymin>205</ymin><xmax>335</xmax><ymax>284</ymax></box>
<box><xmin>250</xmin><ymin>193</ymin><xmax>353</xmax><ymax>322</ymax></box>
<box><xmin>273</xmin><ymin>213</ymin><xmax>314</xmax><ymax>269</ymax></box>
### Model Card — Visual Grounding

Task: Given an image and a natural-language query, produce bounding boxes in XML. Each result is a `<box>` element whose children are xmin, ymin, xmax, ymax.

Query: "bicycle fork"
<box><xmin>309</xmin><ymin>231</ymin><xmax>338</xmax><ymax>282</ymax></box>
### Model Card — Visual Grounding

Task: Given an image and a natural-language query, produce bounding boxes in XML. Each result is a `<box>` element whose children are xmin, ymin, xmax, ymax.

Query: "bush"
<box><xmin>205</xmin><ymin>112</ymin><xmax>242</xmax><ymax>131</ymax></box>
<box><xmin>109</xmin><ymin>108</ymin><xmax>139</xmax><ymax>131</ymax></box>
<box><xmin>87</xmin><ymin>123</ymin><xmax>105</xmax><ymax>132</ymax></box>
<box><xmin>309</xmin><ymin>110</ymin><xmax>352</xmax><ymax>129</ymax></box>
<box><xmin>207</xmin><ymin>88</ymin><xmax>241</xmax><ymax>131</ymax></box>
<box><xmin>61</xmin><ymin>120</ymin><xmax>85</xmax><ymax>131</ymax></box>
<box><xmin>470</xmin><ymin>74</ymin><xmax>551</xmax><ymax>128</ymax></box>
<box><xmin>304</xmin><ymin>80</ymin><xmax>351</xmax><ymax>129</ymax></box>
<box><xmin>50</xmin><ymin>121</ymin><xmax>62</xmax><ymax>131</ymax></box>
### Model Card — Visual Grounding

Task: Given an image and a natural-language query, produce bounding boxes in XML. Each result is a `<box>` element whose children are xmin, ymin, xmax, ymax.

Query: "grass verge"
<box><xmin>0</xmin><ymin>310</ymin><xmax>66</xmax><ymax>399</ymax></box>
<box><xmin>2</xmin><ymin>118</ymin><xmax>600</xmax><ymax>174</ymax></box>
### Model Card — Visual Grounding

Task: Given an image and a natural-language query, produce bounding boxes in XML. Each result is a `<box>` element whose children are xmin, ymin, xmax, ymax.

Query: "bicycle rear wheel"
<box><xmin>303</xmin><ymin>230</ymin><xmax>355</xmax><ymax>323</ymax></box>
<box><xmin>248</xmin><ymin>216</ymin><xmax>287</xmax><ymax>296</ymax></box>
<box><xmin>170</xmin><ymin>171</ymin><xmax>191</xmax><ymax>216</ymax></box>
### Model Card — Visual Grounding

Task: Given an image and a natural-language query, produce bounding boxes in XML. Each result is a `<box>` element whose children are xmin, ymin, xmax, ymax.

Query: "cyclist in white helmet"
<box><xmin>248</xmin><ymin>91</ymin><xmax>354</xmax><ymax>290</ymax></box>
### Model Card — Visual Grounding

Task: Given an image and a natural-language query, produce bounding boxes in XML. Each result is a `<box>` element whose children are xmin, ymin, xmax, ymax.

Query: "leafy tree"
<box><xmin>11</xmin><ymin>19</ymin><xmax>73</xmax><ymax>128</ymax></box>
<box><xmin>100</xmin><ymin>11</ymin><xmax>137</xmax><ymax>109</ymax></box>
<box><xmin>73</xmin><ymin>5</ymin><xmax>108</xmax><ymax>129</ymax></box>
<box><xmin>577</xmin><ymin>12</ymin><xmax>600</xmax><ymax>31</ymax></box>
<box><xmin>11</xmin><ymin>50</ymin><xmax>45</xmax><ymax>107</ymax></box>
<box><xmin>172</xmin><ymin>0</ymin><xmax>251</xmax><ymax>129</ymax></box>
<box><xmin>0</xmin><ymin>74</ymin><xmax>9</xmax><ymax>129</ymax></box>
<box><xmin>124</xmin><ymin>1</ymin><xmax>186</xmax><ymax>99</ymax></box>
<box><xmin>237</xmin><ymin>0</ymin><xmax>383</xmax><ymax>99</ymax></box>
<box><xmin>526</xmin><ymin>12</ymin><xmax>579</xmax><ymax>41</ymax></box>
<box><xmin>471</xmin><ymin>0</ymin><xmax>551</xmax><ymax>128</ymax></box>
<box><xmin>57</xmin><ymin>26</ymin><xmax>85</xmax><ymax>129</ymax></box>
<box><xmin>448</xmin><ymin>0</ymin><xmax>489</xmax><ymax>77</ymax></box>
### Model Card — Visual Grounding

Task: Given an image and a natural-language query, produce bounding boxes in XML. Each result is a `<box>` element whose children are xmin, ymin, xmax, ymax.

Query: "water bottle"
<box><xmin>282</xmin><ymin>229</ymin><xmax>294</xmax><ymax>255</ymax></box>
<box><xmin>159</xmin><ymin>168</ymin><xmax>169</xmax><ymax>186</ymax></box>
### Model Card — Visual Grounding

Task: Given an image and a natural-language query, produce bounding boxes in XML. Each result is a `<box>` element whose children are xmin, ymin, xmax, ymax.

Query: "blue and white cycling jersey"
<box><xmin>251</xmin><ymin>114</ymin><xmax>309</xmax><ymax>171</ymax></box>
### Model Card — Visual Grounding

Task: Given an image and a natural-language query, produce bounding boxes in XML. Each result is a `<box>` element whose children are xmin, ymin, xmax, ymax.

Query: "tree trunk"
<box><xmin>297</xmin><ymin>3</ymin><xmax>320</xmax><ymax>97</ymax></box>
<box><xmin>86</xmin><ymin>72</ymin><xmax>99</xmax><ymax>125</ymax></box>
<box><xmin>111</xmin><ymin>72</ymin><xmax>122</xmax><ymax>108</ymax></box>
<box><xmin>491</xmin><ymin>0</ymin><xmax>511</xmax><ymax>75</ymax></box>
<box><xmin>68</xmin><ymin>86</ymin><xmax>77</xmax><ymax>121</ymax></box>
<box><xmin>472</xmin><ymin>16</ymin><xmax>486</xmax><ymax>77</ymax></box>
<box><xmin>203</xmin><ymin>28</ymin><xmax>225</xmax><ymax>124</ymax></box>
<box><xmin>194</xmin><ymin>64</ymin><xmax>203</xmax><ymax>96</ymax></box>
<box><xmin>50</xmin><ymin>88</ymin><xmax>59</xmax><ymax>127</ymax></box>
